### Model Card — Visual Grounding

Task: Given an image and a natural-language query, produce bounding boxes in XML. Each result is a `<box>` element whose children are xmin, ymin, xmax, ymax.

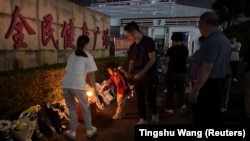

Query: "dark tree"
<box><xmin>212</xmin><ymin>0</ymin><xmax>245</xmax><ymax>29</ymax></box>
<box><xmin>243</xmin><ymin>0</ymin><xmax>250</xmax><ymax>17</ymax></box>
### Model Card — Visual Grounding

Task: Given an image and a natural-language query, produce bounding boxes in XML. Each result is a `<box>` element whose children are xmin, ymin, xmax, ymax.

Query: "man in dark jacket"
<box><xmin>163</xmin><ymin>32</ymin><xmax>189</xmax><ymax>114</ymax></box>
<box><xmin>125</xmin><ymin>22</ymin><xmax>159</xmax><ymax>124</ymax></box>
<box><xmin>189</xmin><ymin>12</ymin><xmax>231</xmax><ymax>125</ymax></box>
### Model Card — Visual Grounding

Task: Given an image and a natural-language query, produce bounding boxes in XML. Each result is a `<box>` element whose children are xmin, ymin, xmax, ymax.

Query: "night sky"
<box><xmin>68</xmin><ymin>0</ymin><xmax>91</xmax><ymax>6</ymax></box>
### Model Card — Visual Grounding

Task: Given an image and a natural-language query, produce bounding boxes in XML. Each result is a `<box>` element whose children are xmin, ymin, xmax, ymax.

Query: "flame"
<box><xmin>87</xmin><ymin>91</ymin><xmax>93</xmax><ymax>97</ymax></box>
<box><xmin>86</xmin><ymin>90</ymin><xmax>96</xmax><ymax>103</ymax></box>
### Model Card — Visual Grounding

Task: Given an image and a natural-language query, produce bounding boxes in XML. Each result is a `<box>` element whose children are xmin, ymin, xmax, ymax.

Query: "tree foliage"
<box><xmin>223</xmin><ymin>20</ymin><xmax>250</xmax><ymax>58</ymax></box>
<box><xmin>212</xmin><ymin>0</ymin><xmax>249</xmax><ymax>28</ymax></box>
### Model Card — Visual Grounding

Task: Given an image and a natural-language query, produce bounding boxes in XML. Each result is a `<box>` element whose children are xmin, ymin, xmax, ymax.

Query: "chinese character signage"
<box><xmin>41</xmin><ymin>14</ymin><xmax>59</xmax><ymax>49</ymax></box>
<box><xmin>102</xmin><ymin>28</ymin><xmax>110</xmax><ymax>49</ymax></box>
<box><xmin>4</xmin><ymin>5</ymin><xmax>110</xmax><ymax>50</ymax></box>
<box><xmin>61</xmin><ymin>19</ymin><xmax>76</xmax><ymax>49</ymax></box>
<box><xmin>5</xmin><ymin>6</ymin><xmax>36</xmax><ymax>49</ymax></box>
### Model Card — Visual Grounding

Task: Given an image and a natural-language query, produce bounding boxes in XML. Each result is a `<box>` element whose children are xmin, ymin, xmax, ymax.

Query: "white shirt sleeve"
<box><xmin>237</xmin><ymin>42</ymin><xmax>241</xmax><ymax>48</ymax></box>
<box><xmin>86</xmin><ymin>53</ymin><xmax>98</xmax><ymax>72</ymax></box>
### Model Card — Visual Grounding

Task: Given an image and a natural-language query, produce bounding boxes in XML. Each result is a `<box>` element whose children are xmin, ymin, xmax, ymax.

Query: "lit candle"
<box><xmin>87</xmin><ymin>91</ymin><xmax>94</xmax><ymax>103</ymax></box>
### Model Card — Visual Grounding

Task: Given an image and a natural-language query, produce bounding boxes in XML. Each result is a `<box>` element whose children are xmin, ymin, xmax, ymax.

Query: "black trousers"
<box><xmin>135</xmin><ymin>75</ymin><xmax>158</xmax><ymax>120</ymax></box>
<box><xmin>165</xmin><ymin>73</ymin><xmax>187</xmax><ymax>109</ymax></box>
<box><xmin>191</xmin><ymin>78</ymin><xmax>225</xmax><ymax>125</ymax></box>
<box><xmin>230</xmin><ymin>61</ymin><xmax>238</xmax><ymax>78</ymax></box>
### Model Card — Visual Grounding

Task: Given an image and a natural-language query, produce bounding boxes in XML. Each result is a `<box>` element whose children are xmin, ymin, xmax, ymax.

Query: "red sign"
<box><xmin>82</xmin><ymin>21</ymin><xmax>89</xmax><ymax>37</ymax></box>
<box><xmin>5</xmin><ymin>6</ymin><xmax>36</xmax><ymax>49</ymax></box>
<box><xmin>41</xmin><ymin>14</ymin><xmax>59</xmax><ymax>49</ymax></box>
<box><xmin>5</xmin><ymin>5</ymin><xmax>110</xmax><ymax>50</ymax></box>
<box><xmin>114</xmin><ymin>37</ymin><xmax>132</xmax><ymax>51</ymax></box>
<box><xmin>61</xmin><ymin>19</ymin><xmax>76</xmax><ymax>49</ymax></box>
<box><xmin>93</xmin><ymin>26</ymin><xmax>101</xmax><ymax>50</ymax></box>
<box><xmin>102</xmin><ymin>28</ymin><xmax>110</xmax><ymax>49</ymax></box>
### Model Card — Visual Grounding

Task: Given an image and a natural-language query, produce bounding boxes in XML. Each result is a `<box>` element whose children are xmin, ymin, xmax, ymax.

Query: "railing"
<box><xmin>90</xmin><ymin>0</ymin><xmax>175</xmax><ymax>6</ymax></box>
<box><xmin>121</xmin><ymin>17</ymin><xmax>199</xmax><ymax>26</ymax></box>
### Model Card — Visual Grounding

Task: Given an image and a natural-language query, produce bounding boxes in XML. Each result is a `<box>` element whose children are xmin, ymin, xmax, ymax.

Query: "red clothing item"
<box><xmin>102</xmin><ymin>71</ymin><xmax>129</xmax><ymax>95</ymax></box>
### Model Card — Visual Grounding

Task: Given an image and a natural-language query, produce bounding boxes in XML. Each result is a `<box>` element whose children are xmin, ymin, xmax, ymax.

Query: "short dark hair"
<box><xmin>106</xmin><ymin>62</ymin><xmax>117</xmax><ymax>70</ymax></box>
<box><xmin>171</xmin><ymin>33</ymin><xmax>183</xmax><ymax>42</ymax></box>
<box><xmin>200</xmin><ymin>11</ymin><xmax>220</xmax><ymax>26</ymax></box>
<box><xmin>230</xmin><ymin>35</ymin><xmax>237</xmax><ymax>39</ymax></box>
<box><xmin>199</xmin><ymin>36</ymin><xmax>205</xmax><ymax>43</ymax></box>
<box><xmin>124</xmin><ymin>22</ymin><xmax>140</xmax><ymax>33</ymax></box>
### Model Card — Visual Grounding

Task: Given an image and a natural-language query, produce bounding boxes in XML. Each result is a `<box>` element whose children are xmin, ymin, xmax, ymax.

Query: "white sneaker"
<box><xmin>164</xmin><ymin>108</ymin><xmax>174</xmax><ymax>114</ymax></box>
<box><xmin>220</xmin><ymin>108</ymin><xmax>227</xmax><ymax>112</ymax></box>
<box><xmin>163</xmin><ymin>89</ymin><xmax>167</xmax><ymax>93</ymax></box>
<box><xmin>180</xmin><ymin>104</ymin><xmax>188</xmax><ymax>114</ymax></box>
<box><xmin>86</xmin><ymin>126</ymin><xmax>97</xmax><ymax>138</ymax></box>
<box><xmin>112</xmin><ymin>114</ymin><xmax>122</xmax><ymax>120</ymax></box>
<box><xmin>136</xmin><ymin>118</ymin><xmax>148</xmax><ymax>125</ymax></box>
<box><xmin>233</xmin><ymin>78</ymin><xmax>237</xmax><ymax>82</ymax></box>
<box><xmin>151</xmin><ymin>114</ymin><xmax>159</xmax><ymax>124</ymax></box>
<box><xmin>65</xmin><ymin>130</ymin><xmax>76</xmax><ymax>139</ymax></box>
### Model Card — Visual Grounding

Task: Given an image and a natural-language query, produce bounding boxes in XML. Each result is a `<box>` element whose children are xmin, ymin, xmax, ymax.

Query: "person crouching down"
<box><xmin>101</xmin><ymin>62</ymin><xmax>130</xmax><ymax>119</ymax></box>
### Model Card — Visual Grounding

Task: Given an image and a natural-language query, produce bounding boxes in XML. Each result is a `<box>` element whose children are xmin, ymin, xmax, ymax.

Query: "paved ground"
<box><xmin>47</xmin><ymin>63</ymin><xmax>250</xmax><ymax>141</ymax></box>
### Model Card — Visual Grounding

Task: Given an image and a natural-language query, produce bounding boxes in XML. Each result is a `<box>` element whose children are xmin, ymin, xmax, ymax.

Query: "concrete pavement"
<box><xmin>48</xmin><ymin>63</ymin><xmax>250</xmax><ymax>141</ymax></box>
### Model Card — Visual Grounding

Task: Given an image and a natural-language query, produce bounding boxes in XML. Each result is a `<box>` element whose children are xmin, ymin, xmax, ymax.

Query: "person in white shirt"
<box><xmin>62</xmin><ymin>35</ymin><xmax>98</xmax><ymax>139</ymax></box>
<box><xmin>230</xmin><ymin>36</ymin><xmax>241</xmax><ymax>82</ymax></box>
